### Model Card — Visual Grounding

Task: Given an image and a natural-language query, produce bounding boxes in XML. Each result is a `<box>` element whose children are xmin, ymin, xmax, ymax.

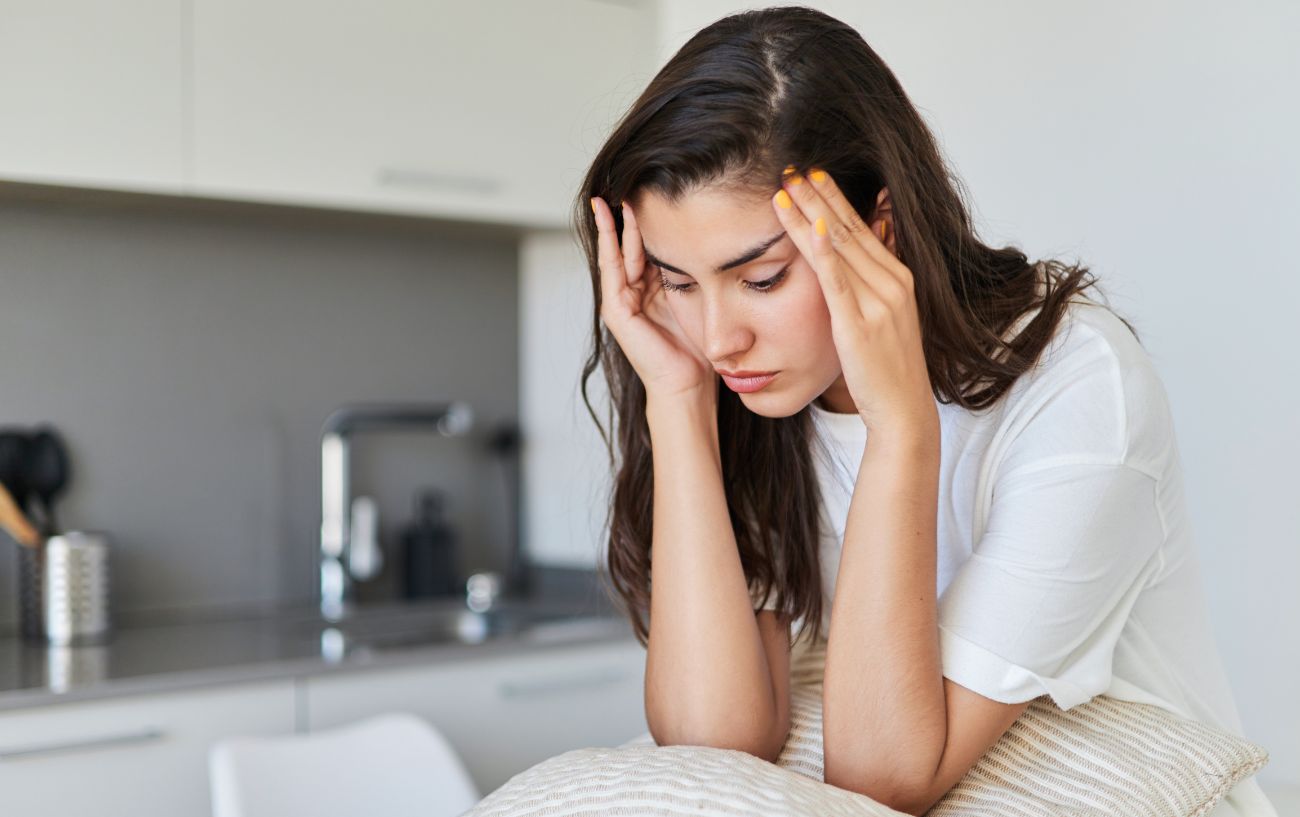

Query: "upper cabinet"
<box><xmin>0</xmin><ymin>0</ymin><xmax>655</xmax><ymax>229</ymax></box>
<box><xmin>0</xmin><ymin>0</ymin><xmax>187</xmax><ymax>194</ymax></box>
<box><xmin>189</xmin><ymin>0</ymin><xmax>655</xmax><ymax>229</ymax></box>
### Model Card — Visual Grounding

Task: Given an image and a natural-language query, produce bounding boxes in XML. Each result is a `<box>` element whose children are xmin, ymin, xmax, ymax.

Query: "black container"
<box><xmin>401</xmin><ymin>488</ymin><xmax>462</xmax><ymax>598</ymax></box>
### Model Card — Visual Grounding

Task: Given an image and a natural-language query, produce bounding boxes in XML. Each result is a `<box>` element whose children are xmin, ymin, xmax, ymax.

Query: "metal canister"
<box><xmin>18</xmin><ymin>531</ymin><xmax>112</xmax><ymax>646</ymax></box>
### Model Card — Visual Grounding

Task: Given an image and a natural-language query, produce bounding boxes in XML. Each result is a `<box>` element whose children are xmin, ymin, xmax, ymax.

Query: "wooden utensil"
<box><xmin>0</xmin><ymin>481</ymin><xmax>40</xmax><ymax>548</ymax></box>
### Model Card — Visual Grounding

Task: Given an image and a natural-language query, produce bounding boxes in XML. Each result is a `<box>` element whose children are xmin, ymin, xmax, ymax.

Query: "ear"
<box><xmin>873</xmin><ymin>187</ymin><xmax>896</xmax><ymax>254</ymax></box>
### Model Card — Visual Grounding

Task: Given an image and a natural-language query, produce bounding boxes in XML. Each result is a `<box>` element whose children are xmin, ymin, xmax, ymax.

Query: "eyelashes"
<box><xmin>657</xmin><ymin>266</ymin><xmax>790</xmax><ymax>295</ymax></box>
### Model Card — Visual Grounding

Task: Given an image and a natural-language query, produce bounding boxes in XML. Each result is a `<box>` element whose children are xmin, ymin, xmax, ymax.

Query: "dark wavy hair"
<box><xmin>571</xmin><ymin>5</ymin><xmax>1134</xmax><ymax>647</ymax></box>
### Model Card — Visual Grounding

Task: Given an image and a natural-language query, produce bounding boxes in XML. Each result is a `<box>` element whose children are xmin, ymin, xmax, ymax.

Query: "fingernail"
<box><xmin>815</xmin><ymin>217</ymin><xmax>827</xmax><ymax>236</ymax></box>
<box><xmin>879</xmin><ymin>222</ymin><xmax>886</xmax><ymax>240</ymax></box>
<box><xmin>590</xmin><ymin>198</ymin><xmax>597</xmax><ymax>213</ymax></box>
<box><xmin>783</xmin><ymin>165</ymin><xmax>803</xmax><ymax>185</ymax></box>
<box><xmin>775</xmin><ymin>189</ymin><xmax>793</xmax><ymax>209</ymax></box>
<box><xmin>810</xmin><ymin>169</ymin><xmax>828</xmax><ymax>183</ymax></box>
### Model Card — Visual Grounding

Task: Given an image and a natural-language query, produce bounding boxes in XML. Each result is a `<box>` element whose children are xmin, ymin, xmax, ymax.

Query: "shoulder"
<box><xmin>994</xmin><ymin>299</ymin><xmax>1175</xmax><ymax>478</ymax></box>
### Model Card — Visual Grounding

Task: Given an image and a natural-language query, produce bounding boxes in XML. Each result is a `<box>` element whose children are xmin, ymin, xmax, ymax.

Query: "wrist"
<box><xmin>864</xmin><ymin>418</ymin><xmax>940</xmax><ymax>460</ymax></box>
<box><xmin>648</xmin><ymin>391</ymin><xmax>716</xmax><ymax>436</ymax></box>
<box><xmin>646</xmin><ymin>385</ymin><xmax>716</xmax><ymax>423</ymax></box>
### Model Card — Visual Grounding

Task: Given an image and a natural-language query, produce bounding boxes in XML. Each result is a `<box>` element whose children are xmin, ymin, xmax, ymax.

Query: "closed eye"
<box><xmin>657</xmin><ymin>266</ymin><xmax>790</xmax><ymax>294</ymax></box>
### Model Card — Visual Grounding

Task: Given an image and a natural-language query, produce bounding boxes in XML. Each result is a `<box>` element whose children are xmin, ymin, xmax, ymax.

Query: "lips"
<box><xmin>717</xmin><ymin>370</ymin><xmax>778</xmax><ymax>394</ymax></box>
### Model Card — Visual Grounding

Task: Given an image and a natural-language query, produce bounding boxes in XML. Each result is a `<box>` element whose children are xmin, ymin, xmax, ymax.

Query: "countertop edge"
<box><xmin>0</xmin><ymin>621</ymin><xmax>640</xmax><ymax>713</ymax></box>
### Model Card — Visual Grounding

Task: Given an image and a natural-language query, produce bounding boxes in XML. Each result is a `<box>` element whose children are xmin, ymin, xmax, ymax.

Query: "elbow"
<box><xmin>824</xmin><ymin>778</ymin><xmax>933</xmax><ymax>817</ymax></box>
<box><xmin>884</xmin><ymin>791</ymin><xmax>944</xmax><ymax>817</ymax></box>
<box><xmin>655</xmin><ymin>726</ymin><xmax>786</xmax><ymax>763</ymax></box>
<box><xmin>824</xmin><ymin>757</ymin><xmax>936</xmax><ymax>816</ymax></box>
<box><xmin>647</xmin><ymin>709</ymin><xmax>789</xmax><ymax>763</ymax></box>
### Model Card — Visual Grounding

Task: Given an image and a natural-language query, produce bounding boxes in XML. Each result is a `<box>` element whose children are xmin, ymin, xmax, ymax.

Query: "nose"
<box><xmin>702</xmin><ymin>293</ymin><xmax>755</xmax><ymax>365</ymax></box>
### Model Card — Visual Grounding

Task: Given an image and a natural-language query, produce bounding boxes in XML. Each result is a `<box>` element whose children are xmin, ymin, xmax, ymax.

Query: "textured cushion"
<box><xmin>466</xmin><ymin>637</ymin><xmax>1268</xmax><ymax>817</ymax></box>
<box><xmin>464</xmin><ymin>740</ymin><xmax>905</xmax><ymax>817</ymax></box>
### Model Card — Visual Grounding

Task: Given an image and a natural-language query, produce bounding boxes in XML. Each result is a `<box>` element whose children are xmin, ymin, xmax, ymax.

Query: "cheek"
<box><xmin>777</xmin><ymin>268</ymin><xmax>835</xmax><ymax>350</ymax></box>
<box><xmin>663</xmin><ymin>295</ymin><xmax>706</xmax><ymax>346</ymax></box>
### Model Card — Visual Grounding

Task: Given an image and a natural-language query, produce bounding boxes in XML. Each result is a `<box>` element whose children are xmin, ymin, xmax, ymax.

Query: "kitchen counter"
<box><xmin>0</xmin><ymin>566</ymin><xmax>637</xmax><ymax>712</ymax></box>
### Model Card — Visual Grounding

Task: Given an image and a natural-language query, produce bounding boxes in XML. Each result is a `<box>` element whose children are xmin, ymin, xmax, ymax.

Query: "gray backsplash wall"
<box><xmin>0</xmin><ymin>189</ymin><xmax>521</xmax><ymax>632</ymax></box>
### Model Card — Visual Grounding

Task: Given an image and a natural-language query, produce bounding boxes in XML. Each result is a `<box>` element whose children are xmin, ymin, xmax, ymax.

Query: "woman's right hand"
<box><xmin>591</xmin><ymin>196</ymin><xmax>716</xmax><ymax>402</ymax></box>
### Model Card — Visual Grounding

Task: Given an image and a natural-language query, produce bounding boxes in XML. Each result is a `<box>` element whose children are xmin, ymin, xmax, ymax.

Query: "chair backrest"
<box><xmin>209</xmin><ymin>711</ymin><xmax>481</xmax><ymax>817</ymax></box>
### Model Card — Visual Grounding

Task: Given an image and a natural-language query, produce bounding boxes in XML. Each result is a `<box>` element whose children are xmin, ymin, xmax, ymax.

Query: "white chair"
<box><xmin>209</xmin><ymin>712</ymin><xmax>481</xmax><ymax>817</ymax></box>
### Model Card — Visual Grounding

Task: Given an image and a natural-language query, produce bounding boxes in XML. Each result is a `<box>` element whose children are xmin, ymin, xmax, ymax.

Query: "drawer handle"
<box><xmin>0</xmin><ymin>727</ymin><xmax>166</xmax><ymax>761</ymax></box>
<box><xmin>499</xmin><ymin>667</ymin><xmax>628</xmax><ymax>699</ymax></box>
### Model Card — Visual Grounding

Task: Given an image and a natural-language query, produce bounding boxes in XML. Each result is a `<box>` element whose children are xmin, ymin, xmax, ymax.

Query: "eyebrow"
<box><xmin>643</xmin><ymin>231</ymin><xmax>787</xmax><ymax>277</ymax></box>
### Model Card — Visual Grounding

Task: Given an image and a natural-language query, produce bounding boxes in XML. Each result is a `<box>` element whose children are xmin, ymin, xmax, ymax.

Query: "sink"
<box><xmin>286</xmin><ymin>596</ymin><xmax>627</xmax><ymax>656</ymax></box>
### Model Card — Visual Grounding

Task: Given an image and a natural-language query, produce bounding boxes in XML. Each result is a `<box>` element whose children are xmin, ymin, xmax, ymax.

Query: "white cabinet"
<box><xmin>189</xmin><ymin>0</ymin><xmax>655</xmax><ymax>228</ymax></box>
<box><xmin>0</xmin><ymin>1</ymin><xmax>653</xmax><ymax>227</ymax></box>
<box><xmin>0</xmin><ymin>0</ymin><xmax>186</xmax><ymax>194</ymax></box>
<box><xmin>0</xmin><ymin>679</ymin><xmax>296</xmax><ymax>817</ymax></box>
<box><xmin>304</xmin><ymin>638</ymin><xmax>648</xmax><ymax>795</ymax></box>
<box><xmin>0</xmin><ymin>639</ymin><xmax>648</xmax><ymax>813</ymax></box>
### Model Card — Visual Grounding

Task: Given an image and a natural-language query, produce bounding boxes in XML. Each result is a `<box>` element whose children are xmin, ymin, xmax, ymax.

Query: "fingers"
<box><xmin>808</xmin><ymin>213</ymin><xmax>863</xmax><ymax>303</ymax></box>
<box><xmin>801</xmin><ymin>170</ymin><xmax>911</xmax><ymax>291</ymax></box>
<box><xmin>772</xmin><ymin>182</ymin><xmax>867</xmax><ymax>317</ymax></box>
<box><xmin>777</xmin><ymin>169</ymin><xmax>911</xmax><ymax>307</ymax></box>
<box><xmin>806</xmin><ymin>170</ymin><xmax>889</xmax><ymax>260</ymax></box>
<box><xmin>783</xmin><ymin>177</ymin><xmax>883</xmax><ymax>295</ymax></box>
<box><xmin>591</xmin><ymin>196</ymin><xmax>630</xmax><ymax>319</ymax></box>
<box><xmin>620</xmin><ymin>201</ymin><xmax>647</xmax><ymax>285</ymax></box>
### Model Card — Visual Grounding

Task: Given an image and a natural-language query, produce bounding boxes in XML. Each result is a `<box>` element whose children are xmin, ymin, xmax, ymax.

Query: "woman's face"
<box><xmin>632</xmin><ymin>183</ymin><xmax>854</xmax><ymax>416</ymax></box>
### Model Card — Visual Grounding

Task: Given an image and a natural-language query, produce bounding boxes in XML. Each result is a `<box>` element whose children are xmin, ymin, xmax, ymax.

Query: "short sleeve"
<box><xmin>750</xmin><ymin>581</ymin><xmax>779</xmax><ymax>612</ymax></box>
<box><xmin>938</xmin><ymin>461</ymin><xmax>1165</xmax><ymax>711</ymax></box>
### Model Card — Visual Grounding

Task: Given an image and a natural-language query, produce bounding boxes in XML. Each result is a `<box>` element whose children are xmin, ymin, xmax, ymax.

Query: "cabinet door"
<box><xmin>305</xmin><ymin>639</ymin><xmax>648</xmax><ymax>795</ymax></box>
<box><xmin>0</xmin><ymin>0</ymin><xmax>186</xmax><ymax>193</ymax></box>
<box><xmin>190</xmin><ymin>0</ymin><xmax>653</xmax><ymax>228</ymax></box>
<box><xmin>0</xmin><ymin>679</ymin><xmax>296</xmax><ymax>817</ymax></box>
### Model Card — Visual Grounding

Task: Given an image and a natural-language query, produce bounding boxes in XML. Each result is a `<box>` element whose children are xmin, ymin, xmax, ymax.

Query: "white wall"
<box><xmin>520</xmin><ymin>230</ymin><xmax>614</xmax><ymax>570</ymax></box>
<box><xmin>523</xmin><ymin>0</ymin><xmax>1299</xmax><ymax>802</ymax></box>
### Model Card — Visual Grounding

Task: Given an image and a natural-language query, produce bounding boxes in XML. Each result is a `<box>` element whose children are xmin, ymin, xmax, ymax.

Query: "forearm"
<box><xmin>643</xmin><ymin>391</ymin><xmax>782</xmax><ymax>755</ymax></box>
<box><xmin>823</xmin><ymin>424</ymin><xmax>944</xmax><ymax>794</ymax></box>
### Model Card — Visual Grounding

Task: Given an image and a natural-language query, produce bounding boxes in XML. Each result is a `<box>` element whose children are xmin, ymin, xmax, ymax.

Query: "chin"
<box><xmin>732</xmin><ymin>388</ymin><xmax>807</xmax><ymax>419</ymax></box>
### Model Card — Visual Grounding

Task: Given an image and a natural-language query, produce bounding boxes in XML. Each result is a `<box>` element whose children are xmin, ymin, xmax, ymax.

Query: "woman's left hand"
<box><xmin>773</xmin><ymin>168</ymin><xmax>937</xmax><ymax>439</ymax></box>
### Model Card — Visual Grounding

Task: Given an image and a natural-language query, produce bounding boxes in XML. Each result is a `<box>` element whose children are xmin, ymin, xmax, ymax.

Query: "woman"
<box><xmin>575</xmin><ymin>6</ymin><xmax>1274</xmax><ymax>816</ymax></box>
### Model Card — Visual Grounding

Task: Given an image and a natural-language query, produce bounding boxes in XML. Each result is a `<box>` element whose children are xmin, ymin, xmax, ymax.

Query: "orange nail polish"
<box><xmin>775</xmin><ymin>189</ymin><xmax>793</xmax><ymax>209</ymax></box>
<box><xmin>590</xmin><ymin>198</ymin><xmax>597</xmax><ymax>213</ymax></box>
<box><xmin>815</xmin><ymin>217</ymin><xmax>827</xmax><ymax>236</ymax></box>
<box><xmin>879</xmin><ymin>222</ymin><xmax>886</xmax><ymax>240</ymax></box>
<box><xmin>810</xmin><ymin>169</ymin><xmax>828</xmax><ymax>183</ymax></box>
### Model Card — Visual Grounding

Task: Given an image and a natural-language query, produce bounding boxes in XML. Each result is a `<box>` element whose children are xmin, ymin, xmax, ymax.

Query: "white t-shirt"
<box><xmin>755</xmin><ymin>294</ymin><xmax>1276</xmax><ymax>816</ymax></box>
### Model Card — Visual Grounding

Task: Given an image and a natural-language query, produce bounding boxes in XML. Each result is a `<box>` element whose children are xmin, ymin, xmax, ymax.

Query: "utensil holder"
<box><xmin>18</xmin><ymin>531</ymin><xmax>112</xmax><ymax>646</ymax></box>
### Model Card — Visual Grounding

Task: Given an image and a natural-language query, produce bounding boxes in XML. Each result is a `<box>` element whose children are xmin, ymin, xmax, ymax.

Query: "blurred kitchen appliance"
<box><xmin>319</xmin><ymin>402</ymin><xmax>473</xmax><ymax>621</ymax></box>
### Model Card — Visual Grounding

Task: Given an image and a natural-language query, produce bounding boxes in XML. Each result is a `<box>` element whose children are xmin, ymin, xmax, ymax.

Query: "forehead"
<box><xmin>633</xmin><ymin>185</ymin><xmax>785</xmax><ymax>270</ymax></box>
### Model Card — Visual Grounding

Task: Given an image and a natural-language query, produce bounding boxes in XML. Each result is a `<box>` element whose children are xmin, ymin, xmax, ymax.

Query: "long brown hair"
<box><xmin>571</xmin><ymin>5</ymin><xmax>1135</xmax><ymax>647</ymax></box>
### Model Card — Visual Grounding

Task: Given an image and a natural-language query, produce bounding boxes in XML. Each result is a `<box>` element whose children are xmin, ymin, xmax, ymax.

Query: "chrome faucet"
<box><xmin>319</xmin><ymin>401</ymin><xmax>474</xmax><ymax>621</ymax></box>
